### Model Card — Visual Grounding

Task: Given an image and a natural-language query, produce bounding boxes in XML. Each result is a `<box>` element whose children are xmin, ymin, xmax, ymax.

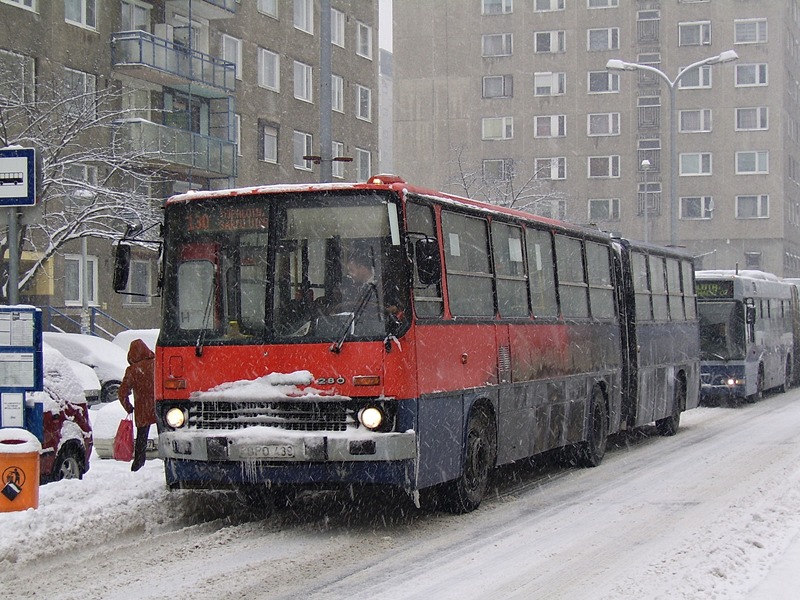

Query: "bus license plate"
<box><xmin>238</xmin><ymin>444</ymin><xmax>296</xmax><ymax>459</ymax></box>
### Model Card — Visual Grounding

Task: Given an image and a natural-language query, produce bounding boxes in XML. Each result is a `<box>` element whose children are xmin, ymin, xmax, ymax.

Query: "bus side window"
<box><xmin>492</xmin><ymin>221</ymin><xmax>528</xmax><ymax>318</ymax></box>
<box><xmin>681</xmin><ymin>260</ymin><xmax>697</xmax><ymax>319</ymax></box>
<box><xmin>666</xmin><ymin>258</ymin><xmax>684</xmax><ymax>321</ymax></box>
<box><xmin>632</xmin><ymin>251</ymin><xmax>652</xmax><ymax>322</ymax></box>
<box><xmin>442</xmin><ymin>211</ymin><xmax>494</xmax><ymax>317</ymax></box>
<box><xmin>526</xmin><ymin>228</ymin><xmax>558</xmax><ymax>318</ymax></box>
<box><xmin>585</xmin><ymin>241</ymin><xmax>615</xmax><ymax>319</ymax></box>
<box><xmin>406</xmin><ymin>200</ymin><xmax>443</xmax><ymax>318</ymax></box>
<box><xmin>650</xmin><ymin>255</ymin><xmax>668</xmax><ymax>321</ymax></box>
<box><xmin>554</xmin><ymin>235</ymin><xmax>589</xmax><ymax>319</ymax></box>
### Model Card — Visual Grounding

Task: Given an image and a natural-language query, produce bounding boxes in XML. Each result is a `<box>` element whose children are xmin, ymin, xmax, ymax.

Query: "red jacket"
<box><xmin>118</xmin><ymin>339</ymin><xmax>156</xmax><ymax>428</ymax></box>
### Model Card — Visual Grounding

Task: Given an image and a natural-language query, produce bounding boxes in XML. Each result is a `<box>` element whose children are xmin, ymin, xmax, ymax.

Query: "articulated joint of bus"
<box><xmin>156</xmin><ymin>396</ymin><xmax>416</xmax><ymax>465</ymax></box>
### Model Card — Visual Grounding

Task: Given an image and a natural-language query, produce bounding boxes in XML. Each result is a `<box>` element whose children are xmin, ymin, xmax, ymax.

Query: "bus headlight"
<box><xmin>165</xmin><ymin>407</ymin><xmax>187</xmax><ymax>429</ymax></box>
<box><xmin>359</xmin><ymin>406</ymin><xmax>385</xmax><ymax>431</ymax></box>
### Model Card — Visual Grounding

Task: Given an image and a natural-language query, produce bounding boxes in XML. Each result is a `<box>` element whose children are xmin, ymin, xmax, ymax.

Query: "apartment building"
<box><xmin>0</xmin><ymin>0</ymin><xmax>379</xmax><ymax>333</ymax></box>
<box><xmin>393</xmin><ymin>0</ymin><xmax>800</xmax><ymax>276</ymax></box>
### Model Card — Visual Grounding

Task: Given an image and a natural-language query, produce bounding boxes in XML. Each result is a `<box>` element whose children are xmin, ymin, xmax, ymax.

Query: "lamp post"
<box><xmin>641</xmin><ymin>158</ymin><xmax>651</xmax><ymax>243</ymax></box>
<box><xmin>607</xmin><ymin>50</ymin><xmax>738</xmax><ymax>246</ymax></box>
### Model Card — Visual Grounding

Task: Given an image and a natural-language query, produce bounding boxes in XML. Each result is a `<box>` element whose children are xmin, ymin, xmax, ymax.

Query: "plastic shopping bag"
<box><xmin>113</xmin><ymin>414</ymin><xmax>134</xmax><ymax>462</ymax></box>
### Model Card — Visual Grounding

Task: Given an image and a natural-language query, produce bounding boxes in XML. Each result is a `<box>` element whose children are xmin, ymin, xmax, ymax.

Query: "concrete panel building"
<box><xmin>393</xmin><ymin>0</ymin><xmax>800</xmax><ymax>275</ymax></box>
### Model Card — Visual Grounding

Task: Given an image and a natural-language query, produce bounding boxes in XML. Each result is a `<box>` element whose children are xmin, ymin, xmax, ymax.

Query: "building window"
<box><xmin>64</xmin><ymin>254</ymin><xmax>98</xmax><ymax>306</ymax></box>
<box><xmin>357</xmin><ymin>22</ymin><xmax>373</xmax><ymax>59</ymax></box>
<box><xmin>121</xmin><ymin>1</ymin><xmax>150</xmax><ymax>31</ymax></box>
<box><xmin>736</xmin><ymin>107</ymin><xmax>769</xmax><ymax>130</ymax></box>
<box><xmin>678</xmin><ymin>65</ymin><xmax>712</xmax><ymax>89</ymax></box>
<box><xmin>736</xmin><ymin>63</ymin><xmax>768</xmax><ymax>87</ymax></box>
<box><xmin>482</xmin><ymin>117</ymin><xmax>514</xmax><ymax>140</ymax></box>
<box><xmin>483</xmin><ymin>0</ymin><xmax>513</xmax><ymax>14</ymax></box>
<box><xmin>587</xmin><ymin>27</ymin><xmax>619</xmax><ymax>51</ymax></box>
<box><xmin>588</xmin><ymin>156</ymin><xmax>620</xmax><ymax>178</ymax></box>
<box><xmin>259</xmin><ymin>122</ymin><xmax>278</xmax><ymax>163</ymax></box>
<box><xmin>588</xmin><ymin>71</ymin><xmax>619</xmax><ymax>93</ymax></box>
<box><xmin>679</xmin><ymin>21</ymin><xmax>711</xmax><ymax>46</ymax></box>
<box><xmin>534</xmin><ymin>115</ymin><xmax>566</xmax><ymax>138</ymax></box>
<box><xmin>332</xmin><ymin>74</ymin><xmax>344</xmax><ymax>112</ymax></box>
<box><xmin>638</xmin><ymin>96</ymin><xmax>661</xmax><ymax>128</ymax></box>
<box><xmin>257</xmin><ymin>0</ymin><xmax>278</xmax><ymax>18</ymax></box>
<box><xmin>535</xmin><ymin>157</ymin><xmax>567</xmax><ymax>180</ymax></box>
<box><xmin>535</xmin><ymin>0</ymin><xmax>564</xmax><ymax>10</ymax></box>
<box><xmin>293</xmin><ymin>130</ymin><xmax>313</xmax><ymax>170</ymax></box>
<box><xmin>294</xmin><ymin>0</ymin><xmax>313</xmax><ymax>34</ymax></box>
<box><xmin>235</xmin><ymin>114</ymin><xmax>241</xmax><ymax>156</ymax></box>
<box><xmin>2</xmin><ymin>0</ymin><xmax>37</xmax><ymax>10</ymax></box>
<box><xmin>736</xmin><ymin>151</ymin><xmax>769</xmax><ymax>174</ymax></box>
<box><xmin>679</xmin><ymin>109</ymin><xmax>712</xmax><ymax>133</ymax></box>
<box><xmin>735</xmin><ymin>19</ymin><xmax>768</xmax><ymax>44</ymax></box>
<box><xmin>588</xmin><ymin>198</ymin><xmax>620</xmax><ymax>221</ymax></box>
<box><xmin>356</xmin><ymin>84</ymin><xmax>372</xmax><ymax>121</ymax></box>
<box><xmin>65</xmin><ymin>0</ymin><xmax>96</xmax><ymax>29</ymax></box>
<box><xmin>589</xmin><ymin>0</ymin><xmax>619</xmax><ymax>7</ymax></box>
<box><xmin>124</xmin><ymin>260</ymin><xmax>151</xmax><ymax>306</ymax></box>
<box><xmin>483</xmin><ymin>158</ymin><xmax>514</xmax><ymax>181</ymax></box>
<box><xmin>680</xmin><ymin>196</ymin><xmax>713</xmax><ymax>219</ymax></box>
<box><xmin>534</xmin><ymin>72</ymin><xmax>566</xmax><ymax>96</ymax></box>
<box><xmin>482</xmin><ymin>33</ymin><xmax>513</xmax><ymax>57</ymax></box>
<box><xmin>744</xmin><ymin>252</ymin><xmax>762</xmax><ymax>269</ymax></box>
<box><xmin>588</xmin><ymin>113</ymin><xmax>620</xmax><ymax>136</ymax></box>
<box><xmin>535</xmin><ymin>31</ymin><xmax>566</xmax><ymax>53</ymax></box>
<box><xmin>331</xmin><ymin>8</ymin><xmax>345</xmax><ymax>47</ymax></box>
<box><xmin>332</xmin><ymin>141</ymin><xmax>345</xmax><ymax>178</ymax></box>
<box><xmin>356</xmin><ymin>147</ymin><xmax>371</xmax><ymax>181</ymax></box>
<box><xmin>680</xmin><ymin>152</ymin><xmax>712</xmax><ymax>176</ymax></box>
<box><xmin>293</xmin><ymin>61</ymin><xmax>313</xmax><ymax>102</ymax></box>
<box><xmin>258</xmin><ymin>48</ymin><xmax>280</xmax><ymax>91</ymax></box>
<box><xmin>736</xmin><ymin>194</ymin><xmax>769</xmax><ymax>219</ymax></box>
<box><xmin>0</xmin><ymin>49</ymin><xmax>35</xmax><ymax>103</ymax></box>
<box><xmin>64</xmin><ymin>67</ymin><xmax>96</xmax><ymax>118</ymax></box>
<box><xmin>482</xmin><ymin>75</ymin><xmax>513</xmax><ymax>98</ymax></box>
<box><xmin>222</xmin><ymin>35</ymin><xmax>242</xmax><ymax>80</ymax></box>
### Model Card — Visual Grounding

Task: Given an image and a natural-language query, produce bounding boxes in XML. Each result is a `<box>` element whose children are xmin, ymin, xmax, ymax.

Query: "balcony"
<box><xmin>166</xmin><ymin>0</ymin><xmax>236</xmax><ymax>21</ymax></box>
<box><xmin>111</xmin><ymin>30</ymin><xmax>235</xmax><ymax>97</ymax></box>
<box><xmin>114</xmin><ymin>119</ymin><xmax>237</xmax><ymax>179</ymax></box>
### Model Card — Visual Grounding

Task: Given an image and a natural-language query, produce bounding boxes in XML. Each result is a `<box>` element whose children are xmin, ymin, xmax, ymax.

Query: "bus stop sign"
<box><xmin>0</xmin><ymin>147</ymin><xmax>37</xmax><ymax>207</ymax></box>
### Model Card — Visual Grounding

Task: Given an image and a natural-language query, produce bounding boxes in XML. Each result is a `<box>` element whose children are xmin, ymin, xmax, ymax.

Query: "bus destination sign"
<box><xmin>696</xmin><ymin>280</ymin><xmax>734</xmax><ymax>299</ymax></box>
<box><xmin>186</xmin><ymin>206</ymin><xmax>268</xmax><ymax>233</ymax></box>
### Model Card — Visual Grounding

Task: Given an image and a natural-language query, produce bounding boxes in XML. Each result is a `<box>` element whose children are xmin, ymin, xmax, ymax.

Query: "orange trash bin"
<box><xmin>0</xmin><ymin>428</ymin><xmax>41</xmax><ymax>512</ymax></box>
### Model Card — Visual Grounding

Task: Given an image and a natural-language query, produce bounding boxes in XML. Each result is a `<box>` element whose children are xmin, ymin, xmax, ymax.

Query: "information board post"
<box><xmin>0</xmin><ymin>308</ymin><xmax>44</xmax><ymax>439</ymax></box>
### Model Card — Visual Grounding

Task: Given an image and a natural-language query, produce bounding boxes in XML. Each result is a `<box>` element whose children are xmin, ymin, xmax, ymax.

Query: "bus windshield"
<box><xmin>698</xmin><ymin>300</ymin><xmax>746</xmax><ymax>361</ymax></box>
<box><xmin>161</xmin><ymin>191</ymin><xmax>408</xmax><ymax>346</ymax></box>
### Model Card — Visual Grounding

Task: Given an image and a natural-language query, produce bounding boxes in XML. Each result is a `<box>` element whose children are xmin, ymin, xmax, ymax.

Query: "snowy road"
<box><xmin>4</xmin><ymin>389</ymin><xmax>800</xmax><ymax>599</ymax></box>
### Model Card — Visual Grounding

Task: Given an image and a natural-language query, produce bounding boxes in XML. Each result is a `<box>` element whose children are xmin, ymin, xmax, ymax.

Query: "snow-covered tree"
<box><xmin>0</xmin><ymin>66</ymin><xmax>164</xmax><ymax>301</ymax></box>
<box><xmin>446</xmin><ymin>144</ymin><xmax>574</xmax><ymax>219</ymax></box>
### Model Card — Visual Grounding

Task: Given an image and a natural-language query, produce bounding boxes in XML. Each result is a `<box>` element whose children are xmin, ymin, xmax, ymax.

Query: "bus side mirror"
<box><xmin>415</xmin><ymin>238</ymin><xmax>441</xmax><ymax>286</ymax></box>
<box><xmin>113</xmin><ymin>243</ymin><xmax>131</xmax><ymax>292</ymax></box>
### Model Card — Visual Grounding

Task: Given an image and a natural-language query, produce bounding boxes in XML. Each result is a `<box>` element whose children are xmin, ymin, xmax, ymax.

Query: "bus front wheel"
<box><xmin>441</xmin><ymin>407</ymin><xmax>496</xmax><ymax>514</ymax></box>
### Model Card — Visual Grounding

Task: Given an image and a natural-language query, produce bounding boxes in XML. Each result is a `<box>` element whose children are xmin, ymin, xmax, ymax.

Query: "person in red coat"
<box><xmin>118</xmin><ymin>338</ymin><xmax>156</xmax><ymax>472</ymax></box>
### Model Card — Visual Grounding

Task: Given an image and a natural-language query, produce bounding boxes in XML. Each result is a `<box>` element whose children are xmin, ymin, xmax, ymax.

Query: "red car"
<box><xmin>31</xmin><ymin>345</ymin><xmax>94</xmax><ymax>482</ymax></box>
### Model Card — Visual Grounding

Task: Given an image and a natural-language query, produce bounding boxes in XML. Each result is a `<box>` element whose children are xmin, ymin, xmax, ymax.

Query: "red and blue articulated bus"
<box><xmin>115</xmin><ymin>175</ymin><xmax>699</xmax><ymax>513</ymax></box>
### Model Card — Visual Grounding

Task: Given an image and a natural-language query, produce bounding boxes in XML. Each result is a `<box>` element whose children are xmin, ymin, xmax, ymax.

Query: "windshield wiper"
<box><xmin>330</xmin><ymin>283</ymin><xmax>376</xmax><ymax>354</ymax></box>
<box><xmin>195</xmin><ymin>280</ymin><xmax>217</xmax><ymax>357</ymax></box>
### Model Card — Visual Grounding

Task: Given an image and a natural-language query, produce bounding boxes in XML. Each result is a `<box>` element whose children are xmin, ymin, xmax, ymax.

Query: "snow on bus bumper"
<box><xmin>160</xmin><ymin>427</ymin><xmax>416</xmax><ymax>464</ymax></box>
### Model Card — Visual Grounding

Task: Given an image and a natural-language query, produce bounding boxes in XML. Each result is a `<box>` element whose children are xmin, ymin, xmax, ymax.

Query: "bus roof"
<box><xmin>695</xmin><ymin>270</ymin><xmax>783</xmax><ymax>282</ymax></box>
<box><xmin>165</xmin><ymin>174</ymin><xmax>614</xmax><ymax>240</ymax></box>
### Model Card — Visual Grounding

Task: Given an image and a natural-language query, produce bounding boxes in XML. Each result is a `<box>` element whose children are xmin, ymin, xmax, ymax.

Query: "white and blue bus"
<box><xmin>697</xmin><ymin>270</ymin><xmax>796</xmax><ymax>403</ymax></box>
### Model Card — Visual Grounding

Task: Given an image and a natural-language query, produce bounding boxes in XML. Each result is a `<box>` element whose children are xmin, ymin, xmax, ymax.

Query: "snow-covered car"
<box><xmin>62</xmin><ymin>357</ymin><xmax>101</xmax><ymax>405</ymax></box>
<box><xmin>29</xmin><ymin>345</ymin><xmax>94</xmax><ymax>482</ymax></box>
<box><xmin>90</xmin><ymin>401</ymin><xmax>158</xmax><ymax>460</ymax></box>
<box><xmin>112</xmin><ymin>329</ymin><xmax>159</xmax><ymax>353</ymax></box>
<box><xmin>42</xmin><ymin>332</ymin><xmax>128</xmax><ymax>404</ymax></box>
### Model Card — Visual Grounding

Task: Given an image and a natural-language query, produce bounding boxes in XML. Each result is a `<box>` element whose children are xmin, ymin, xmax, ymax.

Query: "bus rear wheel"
<box><xmin>656</xmin><ymin>380</ymin><xmax>684</xmax><ymax>436</ymax></box>
<box><xmin>441</xmin><ymin>407</ymin><xmax>496</xmax><ymax>514</ymax></box>
<box><xmin>575</xmin><ymin>386</ymin><xmax>608</xmax><ymax>468</ymax></box>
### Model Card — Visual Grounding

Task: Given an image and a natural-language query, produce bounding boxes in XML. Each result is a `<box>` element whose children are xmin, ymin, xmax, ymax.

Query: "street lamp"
<box><xmin>607</xmin><ymin>50</ymin><xmax>738</xmax><ymax>246</ymax></box>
